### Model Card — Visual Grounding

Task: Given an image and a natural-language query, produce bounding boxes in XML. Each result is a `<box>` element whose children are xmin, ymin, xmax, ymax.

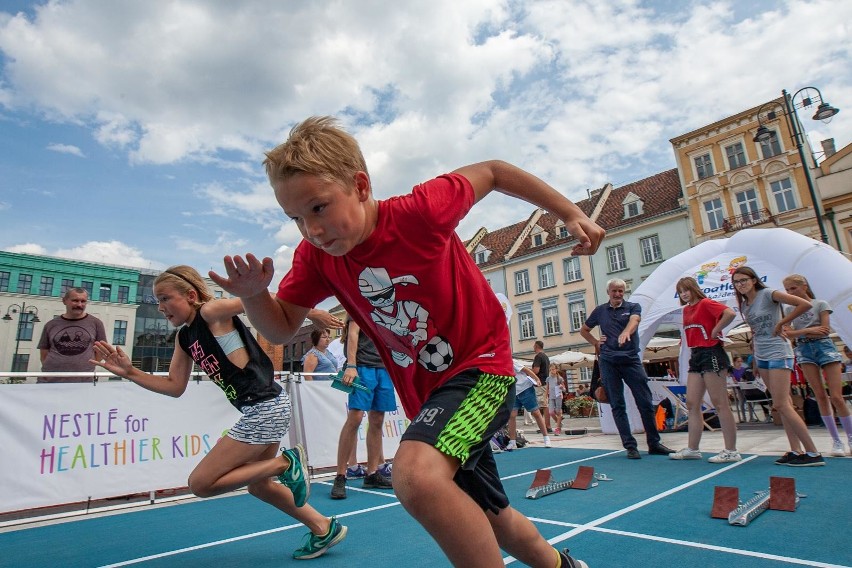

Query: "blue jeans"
<box><xmin>599</xmin><ymin>357</ymin><xmax>661</xmax><ymax>450</ymax></box>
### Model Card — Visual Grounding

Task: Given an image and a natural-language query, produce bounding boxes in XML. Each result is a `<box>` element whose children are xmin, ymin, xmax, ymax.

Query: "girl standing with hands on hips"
<box><xmin>782</xmin><ymin>273</ymin><xmax>852</xmax><ymax>457</ymax></box>
<box><xmin>733</xmin><ymin>266</ymin><xmax>824</xmax><ymax>467</ymax></box>
<box><xmin>91</xmin><ymin>266</ymin><xmax>347</xmax><ymax>560</ymax></box>
<box><xmin>670</xmin><ymin>277</ymin><xmax>739</xmax><ymax>463</ymax></box>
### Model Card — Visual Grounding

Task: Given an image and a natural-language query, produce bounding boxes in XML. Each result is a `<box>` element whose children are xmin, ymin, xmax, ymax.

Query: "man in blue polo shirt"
<box><xmin>581</xmin><ymin>278</ymin><xmax>674</xmax><ymax>459</ymax></box>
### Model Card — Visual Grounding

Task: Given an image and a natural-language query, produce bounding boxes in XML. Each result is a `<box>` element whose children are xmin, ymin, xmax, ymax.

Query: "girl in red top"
<box><xmin>670</xmin><ymin>277</ymin><xmax>739</xmax><ymax>463</ymax></box>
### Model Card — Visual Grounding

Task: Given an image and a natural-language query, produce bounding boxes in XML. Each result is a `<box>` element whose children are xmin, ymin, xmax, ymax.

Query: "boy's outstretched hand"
<box><xmin>565</xmin><ymin>216</ymin><xmax>605</xmax><ymax>255</ymax></box>
<box><xmin>210</xmin><ymin>254</ymin><xmax>275</xmax><ymax>298</ymax></box>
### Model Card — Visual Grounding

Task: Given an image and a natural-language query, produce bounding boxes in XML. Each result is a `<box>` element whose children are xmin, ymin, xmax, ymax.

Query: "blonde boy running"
<box><xmin>212</xmin><ymin>116</ymin><xmax>604</xmax><ymax>568</ymax></box>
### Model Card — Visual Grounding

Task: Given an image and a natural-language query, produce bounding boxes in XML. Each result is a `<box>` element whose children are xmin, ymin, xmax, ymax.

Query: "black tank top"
<box><xmin>178</xmin><ymin>313</ymin><xmax>280</xmax><ymax>409</ymax></box>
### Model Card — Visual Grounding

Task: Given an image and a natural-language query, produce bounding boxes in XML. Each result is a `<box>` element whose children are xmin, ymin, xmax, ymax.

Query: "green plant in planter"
<box><xmin>565</xmin><ymin>395</ymin><xmax>596</xmax><ymax>417</ymax></box>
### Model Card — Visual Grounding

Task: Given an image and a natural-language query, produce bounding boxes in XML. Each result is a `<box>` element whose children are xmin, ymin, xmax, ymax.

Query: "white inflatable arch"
<box><xmin>631</xmin><ymin>228</ymin><xmax>852</xmax><ymax>380</ymax></box>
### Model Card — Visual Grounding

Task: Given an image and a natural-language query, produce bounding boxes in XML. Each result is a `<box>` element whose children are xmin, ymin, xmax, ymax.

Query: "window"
<box><xmin>606</xmin><ymin>244</ymin><xmax>627</xmax><ymax>272</ymax></box>
<box><xmin>113</xmin><ymin>320</ymin><xmax>128</xmax><ymax>345</ymax></box>
<box><xmin>770</xmin><ymin>177</ymin><xmax>796</xmax><ymax>213</ymax></box>
<box><xmin>725</xmin><ymin>142</ymin><xmax>747</xmax><ymax>170</ymax></box>
<box><xmin>735</xmin><ymin>188</ymin><xmax>761</xmax><ymax>224</ymax></box>
<box><xmin>703</xmin><ymin>198</ymin><xmax>724</xmax><ymax>231</ymax></box>
<box><xmin>475</xmin><ymin>250</ymin><xmax>487</xmax><ymax>264</ymax></box>
<box><xmin>567</xmin><ymin>292</ymin><xmax>587</xmax><ymax>332</ymax></box>
<box><xmin>542</xmin><ymin>305</ymin><xmax>561</xmax><ymax>335</ymax></box>
<box><xmin>557</xmin><ymin>225</ymin><xmax>569</xmax><ymax>239</ymax></box>
<box><xmin>563</xmin><ymin>257</ymin><xmax>582</xmax><ymax>282</ymax></box>
<box><xmin>640</xmin><ymin>235</ymin><xmax>662</xmax><ymax>264</ymax></box>
<box><xmin>39</xmin><ymin>276</ymin><xmax>54</xmax><ymax>296</ymax></box>
<box><xmin>537</xmin><ymin>263</ymin><xmax>555</xmax><ymax>289</ymax></box>
<box><xmin>518</xmin><ymin>305</ymin><xmax>535</xmax><ymax>340</ymax></box>
<box><xmin>60</xmin><ymin>278</ymin><xmax>74</xmax><ymax>296</ymax></box>
<box><xmin>694</xmin><ymin>153</ymin><xmax>713</xmax><ymax>179</ymax></box>
<box><xmin>117</xmin><ymin>286</ymin><xmax>130</xmax><ymax>303</ymax></box>
<box><xmin>0</xmin><ymin>271</ymin><xmax>11</xmax><ymax>292</ymax></box>
<box><xmin>11</xmin><ymin>353</ymin><xmax>29</xmax><ymax>373</ymax></box>
<box><xmin>514</xmin><ymin>270</ymin><xmax>530</xmax><ymax>294</ymax></box>
<box><xmin>579</xmin><ymin>366</ymin><xmax>592</xmax><ymax>383</ymax></box>
<box><xmin>99</xmin><ymin>283</ymin><xmax>111</xmax><ymax>302</ymax></box>
<box><xmin>759</xmin><ymin>131</ymin><xmax>782</xmax><ymax>158</ymax></box>
<box><xmin>214</xmin><ymin>290</ymin><xmax>224</xmax><ymax>299</ymax></box>
<box><xmin>532</xmin><ymin>233</ymin><xmax>543</xmax><ymax>247</ymax></box>
<box><xmin>81</xmin><ymin>281</ymin><xmax>94</xmax><ymax>297</ymax></box>
<box><xmin>17</xmin><ymin>273</ymin><xmax>32</xmax><ymax>294</ymax></box>
<box><xmin>16</xmin><ymin>312</ymin><xmax>37</xmax><ymax>341</ymax></box>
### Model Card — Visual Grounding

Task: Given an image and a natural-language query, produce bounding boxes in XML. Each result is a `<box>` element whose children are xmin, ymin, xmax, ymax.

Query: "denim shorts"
<box><xmin>755</xmin><ymin>358</ymin><xmax>794</xmax><ymax>371</ymax></box>
<box><xmin>795</xmin><ymin>338</ymin><xmax>843</xmax><ymax>368</ymax></box>
<box><xmin>513</xmin><ymin>386</ymin><xmax>539</xmax><ymax>412</ymax></box>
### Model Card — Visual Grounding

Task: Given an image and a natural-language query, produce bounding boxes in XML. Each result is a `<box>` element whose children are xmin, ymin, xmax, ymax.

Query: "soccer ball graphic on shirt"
<box><xmin>418</xmin><ymin>335</ymin><xmax>454</xmax><ymax>372</ymax></box>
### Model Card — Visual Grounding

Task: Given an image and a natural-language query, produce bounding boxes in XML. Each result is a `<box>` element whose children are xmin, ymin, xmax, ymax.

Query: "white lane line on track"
<box><xmin>526</xmin><ymin>520</ymin><xmax>850</xmax><ymax>568</ymax></box>
<box><xmin>97</xmin><ymin>501</ymin><xmax>403</xmax><ymax>568</ymax></box>
<box><xmin>504</xmin><ymin>454</ymin><xmax>763</xmax><ymax>565</ymax></box>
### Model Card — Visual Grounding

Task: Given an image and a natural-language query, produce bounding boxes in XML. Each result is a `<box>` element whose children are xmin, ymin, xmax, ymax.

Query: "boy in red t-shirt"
<box><xmin>212</xmin><ymin>116</ymin><xmax>603</xmax><ymax>568</ymax></box>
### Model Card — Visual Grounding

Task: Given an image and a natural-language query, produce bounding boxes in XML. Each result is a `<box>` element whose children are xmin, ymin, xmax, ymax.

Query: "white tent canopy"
<box><xmin>631</xmin><ymin>228</ymin><xmax>852</xmax><ymax>379</ymax></box>
<box><xmin>550</xmin><ymin>350</ymin><xmax>596</xmax><ymax>367</ymax></box>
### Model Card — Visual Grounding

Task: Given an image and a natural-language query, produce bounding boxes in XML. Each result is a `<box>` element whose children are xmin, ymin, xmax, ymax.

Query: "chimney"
<box><xmin>821</xmin><ymin>138</ymin><xmax>836</xmax><ymax>159</ymax></box>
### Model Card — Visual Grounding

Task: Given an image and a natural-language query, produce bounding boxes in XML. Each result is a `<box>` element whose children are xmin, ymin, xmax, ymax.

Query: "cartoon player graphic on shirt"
<box><xmin>358</xmin><ymin>266</ymin><xmax>454</xmax><ymax>372</ymax></box>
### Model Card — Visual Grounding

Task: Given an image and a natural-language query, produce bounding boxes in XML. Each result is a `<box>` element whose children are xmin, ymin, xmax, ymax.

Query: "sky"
<box><xmin>1</xmin><ymin>0</ymin><xmax>850</xmax><ymax>299</ymax></box>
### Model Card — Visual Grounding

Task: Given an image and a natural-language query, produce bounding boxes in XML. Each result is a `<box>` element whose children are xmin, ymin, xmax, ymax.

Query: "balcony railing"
<box><xmin>722</xmin><ymin>208</ymin><xmax>777</xmax><ymax>233</ymax></box>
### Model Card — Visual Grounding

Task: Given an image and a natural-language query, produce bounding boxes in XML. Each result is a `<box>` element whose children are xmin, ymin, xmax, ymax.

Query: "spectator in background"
<box><xmin>302</xmin><ymin>328</ymin><xmax>338</xmax><ymax>379</ymax></box>
<box><xmin>580</xmin><ymin>278</ymin><xmax>674</xmax><ymax>459</ymax></box>
<box><xmin>331</xmin><ymin>318</ymin><xmax>395</xmax><ymax>499</ymax></box>
<box><xmin>506</xmin><ymin>362</ymin><xmax>551</xmax><ymax>449</ymax></box>
<box><xmin>38</xmin><ymin>288</ymin><xmax>107</xmax><ymax>383</ymax></box>
<box><xmin>531</xmin><ymin>340</ymin><xmax>552</xmax><ymax>434</ymax></box>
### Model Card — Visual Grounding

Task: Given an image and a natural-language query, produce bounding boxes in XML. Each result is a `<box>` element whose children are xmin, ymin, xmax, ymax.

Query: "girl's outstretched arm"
<box><xmin>91</xmin><ymin>339</ymin><xmax>192</xmax><ymax>397</ymax></box>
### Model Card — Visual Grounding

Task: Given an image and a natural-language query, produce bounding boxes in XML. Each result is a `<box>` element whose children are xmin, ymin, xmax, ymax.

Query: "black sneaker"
<box><xmin>626</xmin><ymin>447</ymin><xmax>641</xmax><ymax>459</ymax></box>
<box><xmin>787</xmin><ymin>453</ymin><xmax>826</xmax><ymax>467</ymax></box>
<box><xmin>559</xmin><ymin>548</ymin><xmax>589</xmax><ymax>568</ymax></box>
<box><xmin>363</xmin><ymin>471</ymin><xmax>393</xmax><ymax>489</ymax></box>
<box><xmin>648</xmin><ymin>443</ymin><xmax>675</xmax><ymax>455</ymax></box>
<box><xmin>775</xmin><ymin>451</ymin><xmax>800</xmax><ymax>465</ymax></box>
<box><xmin>330</xmin><ymin>474</ymin><xmax>347</xmax><ymax>499</ymax></box>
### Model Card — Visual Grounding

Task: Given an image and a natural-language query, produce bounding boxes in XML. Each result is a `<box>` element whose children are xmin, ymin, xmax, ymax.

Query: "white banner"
<box><xmin>296</xmin><ymin>381</ymin><xmax>409</xmax><ymax>469</ymax></box>
<box><xmin>0</xmin><ymin>382</ymin><xmax>240</xmax><ymax>514</ymax></box>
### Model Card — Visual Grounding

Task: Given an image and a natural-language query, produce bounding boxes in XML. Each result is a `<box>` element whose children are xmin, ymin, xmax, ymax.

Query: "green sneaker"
<box><xmin>279</xmin><ymin>445</ymin><xmax>310</xmax><ymax>507</ymax></box>
<box><xmin>293</xmin><ymin>516</ymin><xmax>348</xmax><ymax>560</ymax></box>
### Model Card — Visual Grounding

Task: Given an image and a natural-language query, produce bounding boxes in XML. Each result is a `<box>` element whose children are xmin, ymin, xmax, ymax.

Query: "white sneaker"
<box><xmin>669</xmin><ymin>448</ymin><xmax>702</xmax><ymax>460</ymax></box>
<box><xmin>505</xmin><ymin>440</ymin><xmax>517</xmax><ymax>451</ymax></box>
<box><xmin>708</xmin><ymin>449</ymin><xmax>742</xmax><ymax>463</ymax></box>
<box><xmin>543</xmin><ymin>436</ymin><xmax>552</xmax><ymax>448</ymax></box>
<box><xmin>830</xmin><ymin>439</ymin><xmax>846</xmax><ymax>457</ymax></box>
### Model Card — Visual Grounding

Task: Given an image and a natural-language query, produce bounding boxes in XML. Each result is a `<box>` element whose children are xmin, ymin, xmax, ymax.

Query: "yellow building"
<box><xmin>671</xmin><ymin>97</ymin><xmax>828</xmax><ymax>244</ymax></box>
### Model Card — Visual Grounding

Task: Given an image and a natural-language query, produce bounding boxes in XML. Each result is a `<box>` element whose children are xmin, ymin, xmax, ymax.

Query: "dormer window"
<box><xmin>555</xmin><ymin>221</ymin><xmax>569</xmax><ymax>239</ymax></box>
<box><xmin>530</xmin><ymin>225</ymin><xmax>546</xmax><ymax>247</ymax></box>
<box><xmin>473</xmin><ymin>245</ymin><xmax>491</xmax><ymax>265</ymax></box>
<box><xmin>623</xmin><ymin>192</ymin><xmax>644</xmax><ymax>219</ymax></box>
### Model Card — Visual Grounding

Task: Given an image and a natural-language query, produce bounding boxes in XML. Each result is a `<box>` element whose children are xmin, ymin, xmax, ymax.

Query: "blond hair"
<box><xmin>154</xmin><ymin>265</ymin><xmax>213</xmax><ymax>310</ymax></box>
<box><xmin>263</xmin><ymin>116</ymin><xmax>368</xmax><ymax>188</ymax></box>
<box><xmin>782</xmin><ymin>273</ymin><xmax>816</xmax><ymax>299</ymax></box>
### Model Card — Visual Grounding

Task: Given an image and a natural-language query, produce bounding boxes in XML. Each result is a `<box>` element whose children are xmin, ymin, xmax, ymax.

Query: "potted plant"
<box><xmin>565</xmin><ymin>395</ymin><xmax>597</xmax><ymax>417</ymax></box>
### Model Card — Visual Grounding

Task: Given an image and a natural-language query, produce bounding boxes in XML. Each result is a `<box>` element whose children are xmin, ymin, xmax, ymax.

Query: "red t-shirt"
<box><xmin>277</xmin><ymin>173</ymin><xmax>513</xmax><ymax>418</ymax></box>
<box><xmin>682</xmin><ymin>298</ymin><xmax>728</xmax><ymax>348</ymax></box>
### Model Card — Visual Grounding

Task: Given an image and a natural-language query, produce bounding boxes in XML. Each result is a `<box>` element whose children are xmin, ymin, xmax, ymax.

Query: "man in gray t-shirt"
<box><xmin>37</xmin><ymin>288</ymin><xmax>107</xmax><ymax>383</ymax></box>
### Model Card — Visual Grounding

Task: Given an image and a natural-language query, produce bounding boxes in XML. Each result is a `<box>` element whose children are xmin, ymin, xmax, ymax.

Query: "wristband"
<box><xmin>345</xmin><ymin>364</ymin><xmax>357</xmax><ymax>370</ymax></box>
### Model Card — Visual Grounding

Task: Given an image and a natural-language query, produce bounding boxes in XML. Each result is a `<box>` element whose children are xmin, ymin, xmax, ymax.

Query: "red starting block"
<box><xmin>711</xmin><ymin>476</ymin><xmax>804</xmax><ymax>526</ymax></box>
<box><xmin>525</xmin><ymin>465</ymin><xmax>608</xmax><ymax>499</ymax></box>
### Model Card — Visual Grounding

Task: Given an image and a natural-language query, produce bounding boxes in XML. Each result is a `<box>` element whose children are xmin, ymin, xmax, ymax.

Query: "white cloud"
<box><xmin>0</xmin><ymin>0</ymin><xmax>850</xmax><ymax>272</ymax></box>
<box><xmin>4</xmin><ymin>242</ymin><xmax>48</xmax><ymax>255</ymax></box>
<box><xmin>54</xmin><ymin>241</ymin><xmax>163</xmax><ymax>270</ymax></box>
<box><xmin>46</xmin><ymin>142</ymin><xmax>84</xmax><ymax>157</ymax></box>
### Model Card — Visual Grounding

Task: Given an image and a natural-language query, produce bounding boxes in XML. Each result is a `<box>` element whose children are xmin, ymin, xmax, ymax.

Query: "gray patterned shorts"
<box><xmin>227</xmin><ymin>389</ymin><xmax>291</xmax><ymax>445</ymax></box>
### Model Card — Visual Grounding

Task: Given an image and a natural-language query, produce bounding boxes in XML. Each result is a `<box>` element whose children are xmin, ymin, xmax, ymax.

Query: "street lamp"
<box><xmin>2</xmin><ymin>302</ymin><xmax>41</xmax><ymax>372</ymax></box>
<box><xmin>753</xmin><ymin>87</ymin><xmax>840</xmax><ymax>244</ymax></box>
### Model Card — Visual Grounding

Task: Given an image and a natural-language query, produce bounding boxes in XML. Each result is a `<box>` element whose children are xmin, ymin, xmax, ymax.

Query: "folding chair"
<box><xmin>665</xmin><ymin>385</ymin><xmax>718</xmax><ymax>431</ymax></box>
